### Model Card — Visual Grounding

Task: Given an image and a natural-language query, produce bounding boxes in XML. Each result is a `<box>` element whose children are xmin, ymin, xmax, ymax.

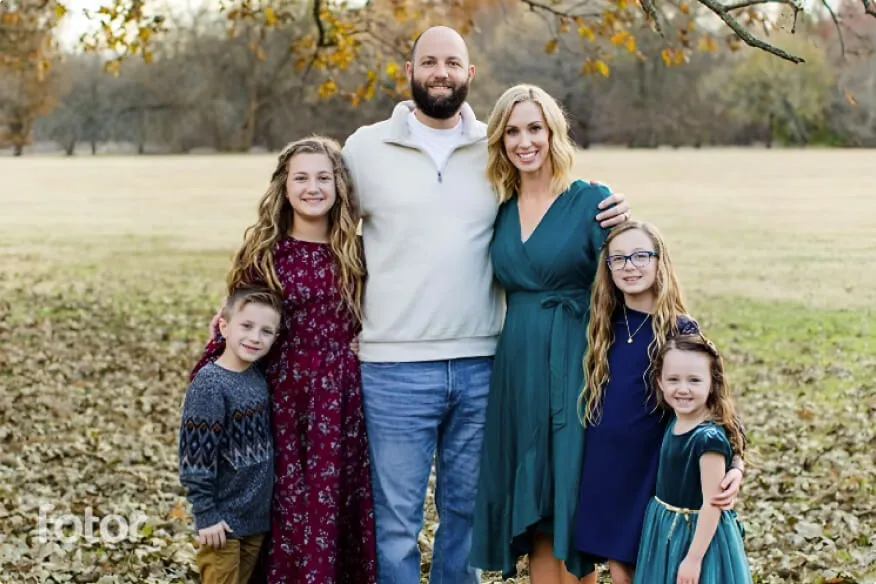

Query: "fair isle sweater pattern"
<box><xmin>178</xmin><ymin>363</ymin><xmax>274</xmax><ymax>537</ymax></box>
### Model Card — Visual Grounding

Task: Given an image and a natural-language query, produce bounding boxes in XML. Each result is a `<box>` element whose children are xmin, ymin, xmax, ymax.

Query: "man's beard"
<box><xmin>411</xmin><ymin>76</ymin><xmax>469</xmax><ymax>120</ymax></box>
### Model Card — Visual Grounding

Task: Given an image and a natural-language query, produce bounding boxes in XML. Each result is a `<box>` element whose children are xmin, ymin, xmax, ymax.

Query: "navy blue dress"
<box><xmin>574</xmin><ymin>306</ymin><xmax>669</xmax><ymax>565</ymax></box>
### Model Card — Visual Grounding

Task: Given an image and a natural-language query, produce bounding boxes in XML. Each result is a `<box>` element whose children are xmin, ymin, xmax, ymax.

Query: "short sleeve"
<box><xmin>692</xmin><ymin>423</ymin><xmax>734</xmax><ymax>465</ymax></box>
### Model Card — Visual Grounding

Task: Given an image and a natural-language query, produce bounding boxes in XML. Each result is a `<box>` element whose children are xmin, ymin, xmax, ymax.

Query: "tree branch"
<box><xmin>820</xmin><ymin>0</ymin><xmax>845</xmax><ymax>57</ymax></box>
<box><xmin>519</xmin><ymin>0</ymin><xmax>809</xmax><ymax>61</ymax></box>
<box><xmin>520</xmin><ymin>0</ymin><xmax>575</xmax><ymax>18</ymax></box>
<box><xmin>361</xmin><ymin>26</ymin><xmax>408</xmax><ymax>60</ymax></box>
<box><xmin>519</xmin><ymin>0</ymin><xmax>602</xmax><ymax>18</ymax></box>
<box><xmin>720</xmin><ymin>0</ymin><xmax>794</xmax><ymax>10</ymax></box>
<box><xmin>114</xmin><ymin>103</ymin><xmax>191</xmax><ymax>114</ymax></box>
<box><xmin>640</xmin><ymin>0</ymin><xmax>665</xmax><ymax>36</ymax></box>
<box><xmin>313</xmin><ymin>0</ymin><xmax>329</xmax><ymax>47</ymax></box>
<box><xmin>301</xmin><ymin>50</ymin><xmax>320</xmax><ymax>82</ymax></box>
<box><xmin>698</xmin><ymin>0</ymin><xmax>805</xmax><ymax>63</ymax></box>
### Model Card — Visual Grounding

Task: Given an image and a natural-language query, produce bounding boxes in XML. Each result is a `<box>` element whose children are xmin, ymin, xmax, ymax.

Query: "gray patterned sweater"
<box><xmin>178</xmin><ymin>363</ymin><xmax>273</xmax><ymax>537</ymax></box>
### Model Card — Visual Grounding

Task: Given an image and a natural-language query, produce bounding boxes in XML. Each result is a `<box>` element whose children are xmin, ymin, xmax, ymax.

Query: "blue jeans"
<box><xmin>361</xmin><ymin>357</ymin><xmax>492</xmax><ymax>584</ymax></box>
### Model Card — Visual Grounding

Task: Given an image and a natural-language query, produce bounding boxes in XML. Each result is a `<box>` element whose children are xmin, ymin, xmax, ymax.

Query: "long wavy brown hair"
<box><xmin>226</xmin><ymin>136</ymin><xmax>365</xmax><ymax>322</ymax></box>
<box><xmin>580</xmin><ymin>220</ymin><xmax>688</xmax><ymax>426</ymax></box>
<box><xmin>652</xmin><ymin>335</ymin><xmax>747</xmax><ymax>460</ymax></box>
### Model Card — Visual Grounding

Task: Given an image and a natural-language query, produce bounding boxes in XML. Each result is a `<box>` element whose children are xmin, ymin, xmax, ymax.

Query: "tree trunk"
<box><xmin>578</xmin><ymin>128</ymin><xmax>591</xmax><ymax>149</ymax></box>
<box><xmin>239</xmin><ymin>83</ymin><xmax>260</xmax><ymax>152</ymax></box>
<box><xmin>13</xmin><ymin>144</ymin><xmax>23</xmax><ymax>156</ymax></box>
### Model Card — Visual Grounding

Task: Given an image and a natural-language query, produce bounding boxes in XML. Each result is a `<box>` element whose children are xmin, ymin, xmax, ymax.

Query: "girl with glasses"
<box><xmin>573</xmin><ymin>221</ymin><xmax>746</xmax><ymax>583</ymax></box>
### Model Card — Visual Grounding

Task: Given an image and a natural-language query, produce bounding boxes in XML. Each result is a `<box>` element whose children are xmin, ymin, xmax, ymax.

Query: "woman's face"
<box><xmin>284</xmin><ymin>153</ymin><xmax>337</xmax><ymax>221</ymax></box>
<box><xmin>503</xmin><ymin>100</ymin><xmax>551</xmax><ymax>174</ymax></box>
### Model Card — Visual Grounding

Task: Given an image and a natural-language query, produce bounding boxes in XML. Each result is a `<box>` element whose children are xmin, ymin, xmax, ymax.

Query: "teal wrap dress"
<box><xmin>633</xmin><ymin>420</ymin><xmax>753</xmax><ymax>583</ymax></box>
<box><xmin>471</xmin><ymin>180</ymin><xmax>610</xmax><ymax>579</ymax></box>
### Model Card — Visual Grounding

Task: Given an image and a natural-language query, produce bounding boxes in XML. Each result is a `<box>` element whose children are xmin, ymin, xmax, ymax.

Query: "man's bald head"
<box><xmin>410</xmin><ymin>26</ymin><xmax>470</xmax><ymax>66</ymax></box>
<box><xmin>406</xmin><ymin>25</ymin><xmax>475</xmax><ymax>122</ymax></box>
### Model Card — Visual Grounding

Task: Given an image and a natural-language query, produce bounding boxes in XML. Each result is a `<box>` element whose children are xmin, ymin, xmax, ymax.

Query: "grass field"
<box><xmin>0</xmin><ymin>149</ymin><xmax>873</xmax><ymax>583</ymax></box>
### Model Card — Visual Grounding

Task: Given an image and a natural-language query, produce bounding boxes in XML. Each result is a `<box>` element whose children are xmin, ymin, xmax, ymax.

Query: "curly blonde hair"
<box><xmin>226</xmin><ymin>136</ymin><xmax>365</xmax><ymax>322</ymax></box>
<box><xmin>579</xmin><ymin>220</ymin><xmax>688</xmax><ymax>426</ymax></box>
<box><xmin>652</xmin><ymin>335</ymin><xmax>747</xmax><ymax>461</ymax></box>
<box><xmin>486</xmin><ymin>84</ymin><xmax>577</xmax><ymax>203</ymax></box>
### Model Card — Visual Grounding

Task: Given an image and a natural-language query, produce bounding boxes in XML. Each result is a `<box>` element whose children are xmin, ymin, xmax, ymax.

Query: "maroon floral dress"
<box><xmin>191</xmin><ymin>237</ymin><xmax>378</xmax><ymax>584</ymax></box>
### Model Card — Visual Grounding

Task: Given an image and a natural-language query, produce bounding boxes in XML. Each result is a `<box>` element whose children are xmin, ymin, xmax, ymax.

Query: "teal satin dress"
<box><xmin>471</xmin><ymin>180</ymin><xmax>610</xmax><ymax>579</ymax></box>
<box><xmin>634</xmin><ymin>421</ymin><xmax>754</xmax><ymax>583</ymax></box>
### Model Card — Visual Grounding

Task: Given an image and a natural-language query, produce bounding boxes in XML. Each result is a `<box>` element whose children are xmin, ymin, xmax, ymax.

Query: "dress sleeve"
<box><xmin>692</xmin><ymin>424</ymin><xmax>734</xmax><ymax>465</ymax></box>
<box><xmin>190</xmin><ymin>336</ymin><xmax>225</xmax><ymax>382</ymax></box>
<box><xmin>576</xmin><ymin>180</ymin><xmax>612</xmax><ymax>258</ymax></box>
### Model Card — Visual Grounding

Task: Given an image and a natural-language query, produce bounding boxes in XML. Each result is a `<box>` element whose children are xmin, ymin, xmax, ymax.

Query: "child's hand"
<box><xmin>710</xmin><ymin>467</ymin><xmax>743</xmax><ymax>509</ymax></box>
<box><xmin>677</xmin><ymin>555</ymin><xmax>702</xmax><ymax>584</ymax></box>
<box><xmin>198</xmin><ymin>520</ymin><xmax>233</xmax><ymax>549</ymax></box>
<box><xmin>350</xmin><ymin>336</ymin><xmax>360</xmax><ymax>356</ymax></box>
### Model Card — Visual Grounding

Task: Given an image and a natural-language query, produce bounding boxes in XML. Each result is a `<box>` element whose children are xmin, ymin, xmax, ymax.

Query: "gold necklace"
<box><xmin>622</xmin><ymin>304</ymin><xmax>651</xmax><ymax>344</ymax></box>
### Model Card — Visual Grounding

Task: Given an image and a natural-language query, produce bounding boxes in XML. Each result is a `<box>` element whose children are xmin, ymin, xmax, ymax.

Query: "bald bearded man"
<box><xmin>341</xmin><ymin>26</ymin><xmax>629</xmax><ymax>584</ymax></box>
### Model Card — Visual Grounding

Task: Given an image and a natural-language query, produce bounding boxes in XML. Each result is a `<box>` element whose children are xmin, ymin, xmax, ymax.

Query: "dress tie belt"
<box><xmin>509</xmin><ymin>289</ymin><xmax>589</xmax><ymax>430</ymax></box>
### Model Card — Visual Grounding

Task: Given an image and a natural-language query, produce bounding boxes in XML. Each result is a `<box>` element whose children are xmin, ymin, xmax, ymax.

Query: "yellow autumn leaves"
<box><xmin>319</xmin><ymin>63</ymin><xmax>406</xmax><ymax>107</ymax></box>
<box><xmin>542</xmin><ymin>20</ymin><xmax>641</xmax><ymax>79</ymax></box>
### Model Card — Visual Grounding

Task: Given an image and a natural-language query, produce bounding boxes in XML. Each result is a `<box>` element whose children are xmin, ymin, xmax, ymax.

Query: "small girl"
<box><xmin>574</xmin><ymin>220</ymin><xmax>744</xmax><ymax>583</ymax></box>
<box><xmin>190</xmin><ymin>136</ymin><xmax>377</xmax><ymax>584</ymax></box>
<box><xmin>633</xmin><ymin>334</ymin><xmax>753</xmax><ymax>584</ymax></box>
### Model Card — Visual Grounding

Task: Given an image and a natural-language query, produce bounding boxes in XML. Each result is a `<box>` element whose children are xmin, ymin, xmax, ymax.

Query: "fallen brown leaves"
<box><xmin>0</xmin><ymin>252</ymin><xmax>873</xmax><ymax>584</ymax></box>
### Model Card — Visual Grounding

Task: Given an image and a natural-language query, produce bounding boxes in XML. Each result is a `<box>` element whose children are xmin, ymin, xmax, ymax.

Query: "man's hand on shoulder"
<box><xmin>589</xmin><ymin>180</ymin><xmax>631</xmax><ymax>229</ymax></box>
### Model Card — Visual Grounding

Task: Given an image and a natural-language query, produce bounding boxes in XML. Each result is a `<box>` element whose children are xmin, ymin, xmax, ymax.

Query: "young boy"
<box><xmin>178</xmin><ymin>286</ymin><xmax>283</xmax><ymax>584</ymax></box>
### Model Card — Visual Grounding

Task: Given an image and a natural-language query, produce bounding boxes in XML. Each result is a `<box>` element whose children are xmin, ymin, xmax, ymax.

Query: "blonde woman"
<box><xmin>190</xmin><ymin>136</ymin><xmax>377</xmax><ymax>583</ymax></box>
<box><xmin>470</xmin><ymin>84</ymin><xmax>618</xmax><ymax>584</ymax></box>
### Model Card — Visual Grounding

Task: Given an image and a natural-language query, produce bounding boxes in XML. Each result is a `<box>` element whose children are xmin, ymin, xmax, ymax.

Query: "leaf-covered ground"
<box><xmin>1</xmin><ymin>151</ymin><xmax>873</xmax><ymax>583</ymax></box>
<box><xmin>1</xmin><ymin>244</ymin><xmax>872</xmax><ymax>584</ymax></box>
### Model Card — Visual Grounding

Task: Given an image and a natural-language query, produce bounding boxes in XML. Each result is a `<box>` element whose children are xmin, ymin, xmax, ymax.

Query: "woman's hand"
<box><xmin>350</xmin><ymin>336</ymin><xmax>360</xmax><ymax>356</ymax></box>
<box><xmin>710</xmin><ymin>467</ymin><xmax>743</xmax><ymax>510</ymax></box>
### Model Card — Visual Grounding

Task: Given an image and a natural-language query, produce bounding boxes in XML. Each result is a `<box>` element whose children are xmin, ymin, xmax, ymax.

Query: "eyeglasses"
<box><xmin>606</xmin><ymin>251</ymin><xmax>659</xmax><ymax>271</ymax></box>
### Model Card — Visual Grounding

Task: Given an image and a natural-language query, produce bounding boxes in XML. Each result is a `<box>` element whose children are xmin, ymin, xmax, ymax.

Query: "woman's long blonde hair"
<box><xmin>652</xmin><ymin>335</ymin><xmax>747</xmax><ymax>460</ymax></box>
<box><xmin>580</xmin><ymin>221</ymin><xmax>688</xmax><ymax>426</ymax></box>
<box><xmin>486</xmin><ymin>84</ymin><xmax>577</xmax><ymax>203</ymax></box>
<box><xmin>226</xmin><ymin>136</ymin><xmax>365</xmax><ymax>322</ymax></box>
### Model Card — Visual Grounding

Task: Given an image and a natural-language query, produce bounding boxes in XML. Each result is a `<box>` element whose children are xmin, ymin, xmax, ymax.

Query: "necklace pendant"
<box><xmin>627</xmin><ymin>336</ymin><xmax>633</xmax><ymax>344</ymax></box>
